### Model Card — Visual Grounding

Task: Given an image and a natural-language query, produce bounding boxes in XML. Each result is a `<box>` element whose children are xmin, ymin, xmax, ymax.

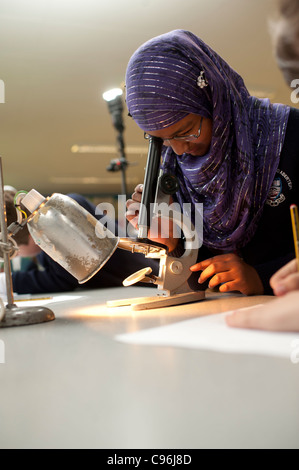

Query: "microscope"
<box><xmin>108</xmin><ymin>136</ymin><xmax>205</xmax><ymax>310</ymax></box>
<box><xmin>0</xmin><ymin>135</ymin><xmax>204</xmax><ymax>323</ymax></box>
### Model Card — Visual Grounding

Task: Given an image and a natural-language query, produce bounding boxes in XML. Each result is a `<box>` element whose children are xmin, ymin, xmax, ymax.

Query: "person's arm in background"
<box><xmin>10</xmin><ymin>252</ymin><xmax>79</xmax><ymax>294</ymax></box>
<box><xmin>0</xmin><ymin>252</ymin><xmax>80</xmax><ymax>295</ymax></box>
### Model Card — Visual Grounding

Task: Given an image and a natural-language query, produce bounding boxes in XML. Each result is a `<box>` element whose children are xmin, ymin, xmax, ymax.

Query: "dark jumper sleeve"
<box><xmin>254</xmin><ymin>253</ymin><xmax>294</xmax><ymax>295</ymax></box>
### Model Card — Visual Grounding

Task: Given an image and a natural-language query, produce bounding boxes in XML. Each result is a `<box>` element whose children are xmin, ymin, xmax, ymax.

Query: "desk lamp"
<box><xmin>0</xmin><ymin>158</ymin><xmax>119</xmax><ymax>328</ymax></box>
<box><xmin>0</xmin><ymin>157</ymin><xmax>55</xmax><ymax>327</ymax></box>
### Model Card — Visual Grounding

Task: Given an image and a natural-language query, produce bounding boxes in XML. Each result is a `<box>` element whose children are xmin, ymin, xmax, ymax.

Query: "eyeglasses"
<box><xmin>144</xmin><ymin>116</ymin><xmax>203</xmax><ymax>143</ymax></box>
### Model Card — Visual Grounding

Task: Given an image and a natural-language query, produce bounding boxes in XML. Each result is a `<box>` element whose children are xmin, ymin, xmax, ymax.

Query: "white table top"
<box><xmin>0</xmin><ymin>286</ymin><xmax>298</xmax><ymax>449</ymax></box>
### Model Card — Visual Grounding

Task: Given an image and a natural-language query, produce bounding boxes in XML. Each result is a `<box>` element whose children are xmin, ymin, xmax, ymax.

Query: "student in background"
<box><xmin>1</xmin><ymin>190</ymin><xmax>157</xmax><ymax>294</ymax></box>
<box><xmin>271</xmin><ymin>0</ymin><xmax>299</xmax><ymax>86</ymax></box>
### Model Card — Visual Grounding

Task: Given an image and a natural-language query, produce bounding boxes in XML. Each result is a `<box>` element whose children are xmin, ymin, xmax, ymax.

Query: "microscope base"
<box><xmin>107</xmin><ymin>290</ymin><xmax>205</xmax><ymax>311</ymax></box>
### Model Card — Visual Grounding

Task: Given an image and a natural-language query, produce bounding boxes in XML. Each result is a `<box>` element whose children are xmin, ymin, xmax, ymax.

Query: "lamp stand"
<box><xmin>0</xmin><ymin>156</ymin><xmax>55</xmax><ymax>327</ymax></box>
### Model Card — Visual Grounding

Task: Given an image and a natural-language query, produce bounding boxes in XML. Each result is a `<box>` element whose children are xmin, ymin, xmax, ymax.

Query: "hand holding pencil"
<box><xmin>226</xmin><ymin>204</ymin><xmax>299</xmax><ymax>332</ymax></box>
<box><xmin>268</xmin><ymin>204</ymin><xmax>299</xmax><ymax>296</ymax></box>
<box><xmin>226</xmin><ymin>257</ymin><xmax>299</xmax><ymax>331</ymax></box>
<box><xmin>270</xmin><ymin>258</ymin><xmax>299</xmax><ymax>296</ymax></box>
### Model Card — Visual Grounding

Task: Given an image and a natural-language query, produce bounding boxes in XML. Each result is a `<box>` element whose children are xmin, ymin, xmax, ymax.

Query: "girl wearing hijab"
<box><xmin>125</xmin><ymin>30</ymin><xmax>299</xmax><ymax>296</ymax></box>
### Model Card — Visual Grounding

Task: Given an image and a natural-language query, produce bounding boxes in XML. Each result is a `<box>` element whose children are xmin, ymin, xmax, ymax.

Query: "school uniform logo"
<box><xmin>266</xmin><ymin>169</ymin><xmax>292</xmax><ymax>207</ymax></box>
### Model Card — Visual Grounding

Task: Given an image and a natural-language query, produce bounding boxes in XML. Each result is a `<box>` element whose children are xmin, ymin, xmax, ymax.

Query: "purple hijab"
<box><xmin>125</xmin><ymin>30</ymin><xmax>290</xmax><ymax>251</ymax></box>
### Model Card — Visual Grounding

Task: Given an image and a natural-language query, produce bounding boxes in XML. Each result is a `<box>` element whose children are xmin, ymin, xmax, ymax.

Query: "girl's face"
<box><xmin>146</xmin><ymin>113</ymin><xmax>213</xmax><ymax>156</ymax></box>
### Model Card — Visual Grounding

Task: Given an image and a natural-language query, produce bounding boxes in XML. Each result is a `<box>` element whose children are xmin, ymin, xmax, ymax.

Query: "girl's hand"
<box><xmin>125</xmin><ymin>184</ymin><xmax>179</xmax><ymax>252</ymax></box>
<box><xmin>270</xmin><ymin>259</ymin><xmax>299</xmax><ymax>296</ymax></box>
<box><xmin>125</xmin><ymin>183</ymin><xmax>143</xmax><ymax>230</ymax></box>
<box><xmin>190</xmin><ymin>253</ymin><xmax>264</xmax><ymax>295</ymax></box>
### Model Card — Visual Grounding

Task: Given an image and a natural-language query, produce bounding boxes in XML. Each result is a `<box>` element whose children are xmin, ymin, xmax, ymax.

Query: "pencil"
<box><xmin>15</xmin><ymin>297</ymin><xmax>52</xmax><ymax>302</ymax></box>
<box><xmin>290</xmin><ymin>204</ymin><xmax>299</xmax><ymax>272</ymax></box>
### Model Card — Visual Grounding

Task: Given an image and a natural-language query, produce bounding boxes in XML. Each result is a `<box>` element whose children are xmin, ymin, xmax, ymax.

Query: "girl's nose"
<box><xmin>167</xmin><ymin>140</ymin><xmax>190</xmax><ymax>155</ymax></box>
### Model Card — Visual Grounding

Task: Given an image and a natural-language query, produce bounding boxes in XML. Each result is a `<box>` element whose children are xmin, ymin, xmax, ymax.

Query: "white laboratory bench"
<box><xmin>0</xmin><ymin>286</ymin><xmax>298</xmax><ymax>449</ymax></box>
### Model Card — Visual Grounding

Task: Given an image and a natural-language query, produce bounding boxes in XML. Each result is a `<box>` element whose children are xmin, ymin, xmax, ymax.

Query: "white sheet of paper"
<box><xmin>115</xmin><ymin>306</ymin><xmax>299</xmax><ymax>359</ymax></box>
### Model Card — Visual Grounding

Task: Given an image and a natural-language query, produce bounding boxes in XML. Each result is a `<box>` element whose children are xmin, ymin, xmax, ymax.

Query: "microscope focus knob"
<box><xmin>169</xmin><ymin>260</ymin><xmax>183</xmax><ymax>275</ymax></box>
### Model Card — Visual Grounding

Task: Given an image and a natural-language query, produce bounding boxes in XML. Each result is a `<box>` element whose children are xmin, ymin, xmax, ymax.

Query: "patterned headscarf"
<box><xmin>125</xmin><ymin>30</ymin><xmax>290</xmax><ymax>251</ymax></box>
